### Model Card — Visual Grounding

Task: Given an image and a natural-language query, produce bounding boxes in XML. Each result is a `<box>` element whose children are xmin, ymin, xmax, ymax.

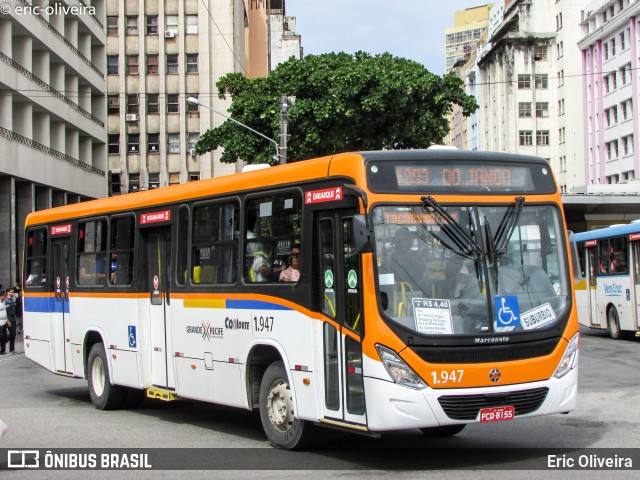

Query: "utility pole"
<box><xmin>279</xmin><ymin>95</ymin><xmax>295</xmax><ymax>165</ymax></box>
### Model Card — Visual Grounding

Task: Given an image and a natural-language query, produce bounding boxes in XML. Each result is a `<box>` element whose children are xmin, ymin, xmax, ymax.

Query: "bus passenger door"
<box><xmin>317</xmin><ymin>212</ymin><xmax>367</xmax><ymax>427</ymax></box>
<box><xmin>586</xmin><ymin>246</ymin><xmax>600</xmax><ymax>327</ymax></box>
<box><xmin>633</xmin><ymin>241</ymin><xmax>640</xmax><ymax>331</ymax></box>
<box><xmin>51</xmin><ymin>239</ymin><xmax>72</xmax><ymax>374</ymax></box>
<box><xmin>146</xmin><ymin>229</ymin><xmax>175</xmax><ymax>389</ymax></box>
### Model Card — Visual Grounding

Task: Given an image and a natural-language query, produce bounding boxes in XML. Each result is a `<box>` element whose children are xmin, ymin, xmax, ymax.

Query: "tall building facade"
<box><xmin>0</xmin><ymin>0</ymin><xmax>107</xmax><ymax>287</ymax></box>
<box><xmin>107</xmin><ymin>0</ymin><xmax>302</xmax><ymax>194</ymax></box>
<box><xmin>452</xmin><ymin>0</ymin><xmax>588</xmax><ymax>195</ymax></box>
<box><xmin>444</xmin><ymin>4</ymin><xmax>493</xmax><ymax>73</ymax></box>
<box><xmin>579</xmin><ymin>0</ymin><xmax>640</xmax><ymax>189</ymax></box>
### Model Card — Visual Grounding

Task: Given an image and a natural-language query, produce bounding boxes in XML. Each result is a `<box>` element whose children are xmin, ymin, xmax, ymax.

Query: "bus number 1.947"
<box><xmin>253</xmin><ymin>316</ymin><xmax>274</xmax><ymax>332</ymax></box>
<box><xmin>430</xmin><ymin>369</ymin><xmax>464</xmax><ymax>385</ymax></box>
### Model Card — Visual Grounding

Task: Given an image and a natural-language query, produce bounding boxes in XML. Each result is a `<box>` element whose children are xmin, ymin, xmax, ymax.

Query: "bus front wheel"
<box><xmin>87</xmin><ymin>343</ymin><xmax>125</xmax><ymax>410</ymax></box>
<box><xmin>259</xmin><ymin>361</ymin><xmax>316</xmax><ymax>450</ymax></box>
<box><xmin>607</xmin><ymin>307</ymin><xmax>622</xmax><ymax>340</ymax></box>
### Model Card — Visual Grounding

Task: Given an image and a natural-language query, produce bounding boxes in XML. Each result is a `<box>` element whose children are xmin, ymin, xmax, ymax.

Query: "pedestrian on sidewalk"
<box><xmin>0</xmin><ymin>291</ymin><xmax>7</xmax><ymax>355</ymax></box>
<box><xmin>3</xmin><ymin>289</ymin><xmax>17</xmax><ymax>354</ymax></box>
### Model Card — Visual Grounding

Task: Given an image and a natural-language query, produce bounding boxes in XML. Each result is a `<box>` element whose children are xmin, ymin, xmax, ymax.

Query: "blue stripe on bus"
<box><xmin>24</xmin><ymin>297</ymin><xmax>70</xmax><ymax>314</ymax></box>
<box><xmin>226</xmin><ymin>299</ymin><xmax>291</xmax><ymax>310</ymax></box>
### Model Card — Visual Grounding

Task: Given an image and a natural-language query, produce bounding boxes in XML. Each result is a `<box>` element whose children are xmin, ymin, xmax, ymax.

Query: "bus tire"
<box><xmin>607</xmin><ymin>306</ymin><xmax>622</xmax><ymax>340</ymax></box>
<box><xmin>259</xmin><ymin>361</ymin><xmax>316</xmax><ymax>450</ymax></box>
<box><xmin>420</xmin><ymin>425</ymin><xmax>466</xmax><ymax>437</ymax></box>
<box><xmin>87</xmin><ymin>343</ymin><xmax>125</xmax><ymax>410</ymax></box>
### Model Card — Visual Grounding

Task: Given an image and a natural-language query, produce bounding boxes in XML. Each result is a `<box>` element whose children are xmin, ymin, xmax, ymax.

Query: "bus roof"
<box><xmin>574</xmin><ymin>222</ymin><xmax>640</xmax><ymax>242</ymax></box>
<box><xmin>24</xmin><ymin>149</ymin><xmax>551</xmax><ymax>228</ymax></box>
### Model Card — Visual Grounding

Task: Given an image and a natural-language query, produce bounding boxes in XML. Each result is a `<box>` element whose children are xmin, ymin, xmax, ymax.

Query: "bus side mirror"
<box><xmin>352</xmin><ymin>214</ymin><xmax>373</xmax><ymax>254</ymax></box>
<box><xmin>568</xmin><ymin>231</ymin><xmax>581</xmax><ymax>283</ymax></box>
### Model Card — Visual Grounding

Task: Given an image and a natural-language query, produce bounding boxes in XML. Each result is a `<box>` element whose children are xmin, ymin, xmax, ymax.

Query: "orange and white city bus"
<box><xmin>22</xmin><ymin>149</ymin><xmax>579</xmax><ymax>449</ymax></box>
<box><xmin>575</xmin><ymin>223</ymin><xmax>640</xmax><ymax>339</ymax></box>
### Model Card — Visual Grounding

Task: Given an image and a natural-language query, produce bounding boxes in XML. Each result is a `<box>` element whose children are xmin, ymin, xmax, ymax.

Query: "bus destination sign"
<box><xmin>366</xmin><ymin>160</ymin><xmax>554</xmax><ymax>194</ymax></box>
<box><xmin>395</xmin><ymin>165</ymin><xmax>527</xmax><ymax>190</ymax></box>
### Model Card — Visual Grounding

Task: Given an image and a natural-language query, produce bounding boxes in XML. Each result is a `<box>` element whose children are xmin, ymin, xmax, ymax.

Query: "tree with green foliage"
<box><xmin>195</xmin><ymin>52</ymin><xmax>478</xmax><ymax>164</ymax></box>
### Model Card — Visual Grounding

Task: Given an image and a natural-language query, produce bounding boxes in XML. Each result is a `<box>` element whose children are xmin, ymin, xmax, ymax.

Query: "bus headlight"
<box><xmin>376</xmin><ymin>345</ymin><xmax>427</xmax><ymax>390</ymax></box>
<box><xmin>553</xmin><ymin>333</ymin><xmax>579</xmax><ymax>379</ymax></box>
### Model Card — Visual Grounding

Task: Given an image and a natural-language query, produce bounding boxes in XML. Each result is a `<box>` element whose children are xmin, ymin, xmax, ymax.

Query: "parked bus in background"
<box><xmin>22</xmin><ymin>149</ymin><xmax>579</xmax><ymax>449</ymax></box>
<box><xmin>575</xmin><ymin>223</ymin><xmax>640</xmax><ymax>339</ymax></box>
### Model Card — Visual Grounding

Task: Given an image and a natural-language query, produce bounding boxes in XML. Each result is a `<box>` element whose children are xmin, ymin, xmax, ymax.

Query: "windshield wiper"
<box><xmin>493</xmin><ymin>196</ymin><xmax>525</xmax><ymax>255</ymax></box>
<box><xmin>421</xmin><ymin>196</ymin><xmax>481</xmax><ymax>256</ymax></box>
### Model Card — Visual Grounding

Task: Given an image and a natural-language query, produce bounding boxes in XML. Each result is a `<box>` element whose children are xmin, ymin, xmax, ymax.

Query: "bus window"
<box><xmin>109</xmin><ymin>216</ymin><xmax>134</xmax><ymax>286</ymax></box>
<box><xmin>343</xmin><ymin>218</ymin><xmax>362</xmax><ymax>334</ymax></box>
<box><xmin>25</xmin><ymin>228</ymin><xmax>48</xmax><ymax>287</ymax></box>
<box><xmin>610</xmin><ymin>237</ymin><xmax>628</xmax><ymax>274</ymax></box>
<box><xmin>244</xmin><ymin>193</ymin><xmax>301</xmax><ymax>284</ymax></box>
<box><xmin>319</xmin><ymin>219</ymin><xmax>336</xmax><ymax>318</ymax></box>
<box><xmin>176</xmin><ymin>206</ymin><xmax>189</xmax><ymax>286</ymax></box>
<box><xmin>77</xmin><ymin>220</ymin><xmax>108</xmax><ymax>286</ymax></box>
<box><xmin>191</xmin><ymin>202</ymin><xmax>238</xmax><ymax>285</ymax></box>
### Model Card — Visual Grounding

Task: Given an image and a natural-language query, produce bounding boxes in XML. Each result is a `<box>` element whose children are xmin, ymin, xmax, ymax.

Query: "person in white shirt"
<box><xmin>0</xmin><ymin>292</ymin><xmax>8</xmax><ymax>355</ymax></box>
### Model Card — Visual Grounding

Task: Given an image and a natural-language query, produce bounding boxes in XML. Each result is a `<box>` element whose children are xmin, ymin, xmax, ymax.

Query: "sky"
<box><xmin>285</xmin><ymin>0</ymin><xmax>490</xmax><ymax>76</ymax></box>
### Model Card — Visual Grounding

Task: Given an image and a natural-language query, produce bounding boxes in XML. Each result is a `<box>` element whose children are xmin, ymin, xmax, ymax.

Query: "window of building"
<box><xmin>185</xmin><ymin>15</ymin><xmax>198</xmax><ymax>34</ymax></box>
<box><xmin>148</xmin><ymin>133</ymin><xmax>160</xmax><ymax>153</ymax></box>
<box><xmin>147</xmin><ymin>94</ymin><xmax>159</xmax><ymax>114</ymax></box>
<box><xmin>186</xmin><ymin>94</ymin><xmax>199</xmax><ymax>114</ymax></box>
<box><xmin>107</xmin><ymin>16</ymin><xmax>118</xmax><ymax>36</ymax></box>
<box><xmin>126</xmin><ymin>55</ymin><xmax>139</xmax><ymax>75</ymax></box>
<box><xmin>146</xmin><ymin>15</ymin><xmax>158</xmax><ymax>35</ymax></box>
<box><xmin>189</xmin><ymin>173</ymin><xmax>200</xmax><ymax>182</ymax></box>
<box><xmin>534</xmin><ymin>45</ymin><xmax>547</xmax><ymax>60</ymax></box>
<box><xmin>107</xmin><ymin>95</ymin><xmax>119</xmax><ymax>115</ymax></box>
<box><xmin>168</xmin><ymin>133</ymin><xmax>180</xmax><ymax>153</ymax></box>
<box><xmin>167</xmin><ymin>94</ymin><xmax>179</xmax><ymax>113</ymax></box>
<box><xmin>166</xmin><ymin>15</ymin><xmax>179</xmax><ymax>34</ymax></box>
<box><xmin>108</xmin><ymin>134</ymin><xmax>119</xmax><ymax>154</ymax></box>
<box><xmin>556</xmin><ymin>13</ymin><xmax>563</xmax><ymax>30</ymax></box>
<box><xmin>620</xmin><ymin>31</ymin><xmax>626</xmax><ymax>50</ymax></box>
<box><xmin>190</xmin><ymin>202</ymin><xmax>238</xmax><ymax>285</ymax></box>
<box><xmin>167</xmin><ymin>54</ymin><xmax>179</xmax><ymax>74</ymax></box>
<box><xmin>110</xmin><ymin>172</ymin><xmax>121</xmax><ymax>194</ymax></box>
<box><xmin>519</xmin><ymin>130</ymin><xmax>533</xmax><ymax>146</ymax></box>
<box><xmin>536</xmin><ymin>130</ymin><xmax>550</xmax><ymax>146</ymax></box>
<box><xmin>146</xmin><ymin>54</ymin><xmax>158</xmax><ymax>75</ymax></box>
<box><xmin>128</xmin><ymin>134</ymin><xmax>140</xmax><ymax>154</ymax></box>
<box><xmin>169</xmin><ymin>173</ymin><xmax>181</xmax><ymax>185</ymax></box>
<box><xmin>128</xmin><ymin>173</ymin><xmax>140</xmax><ymax>193</ymax></box>
<box><xmin>186</xmin><ymin>54</ymin><xmax>198</xmax><ymax>73</ymax></box>
<box><xmin>536</xmin><ymin>102</ymin><xmax>549</xmax><ymax>118</ymax></box>
<box><xmin>77</xmin><ymin>220</ymin><xmax>108</xmax><ymax>286</ymax></box>
<box><xmin>244</xmin><ymin>193</ymin><xmax>303</xmax><ymax>284</ymax></box>
<box><xmin>107</xmin><ymin>56</ymin><xmax>118</xmax><ymax>75</ymax></box>
<box><xmin>534</xmin><ymin>74</ymin><xmax>548</xmax><ymax>89</ymax></box>
<box><xmin>188</xmin><ymin>132</ymin><xmax>199</xmax><ymax>152</ymax></box>
<box><xmin>109</xmin><ymin>216</ymin><xmax>135</xmax><ymax>285</ymax></box>
<box><xmin>518</xmin><ymin>74</ymin><xmax>531</xmax><ymax>89</ymax></box>
<box><xmin>558</xmin><ymin>98</ymin><xmax>565</xmax><ymax>115</ymax></box>
<box><xmin>126</xmin><ymin>16</ymin><xmax>138</xmax><ymax>35</ymax></box>
<box><xmin>518</xmin><ymin>102</ymin><xmax>532</xmax><ymax>117</ymax></box>
<box><xmin>556</xmin><ymin>41</ymin><xmax>563</xmax><ymax>59</ymax></box>
<box><xmin>148</xmin><ymin>173</ymin><xmax>160</xmax><ymax>189</ymax></box>
<box><xmin>127</xmin><ymin>94</ymin><xmax>139</xmax><ymax>114</ymax></box>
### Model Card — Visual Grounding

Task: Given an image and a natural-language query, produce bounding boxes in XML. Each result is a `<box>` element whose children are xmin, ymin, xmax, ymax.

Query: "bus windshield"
<box><xmin>373</xmin><ymin>203</ymin><xmax>570</xmax><ymax>336</ymax></box>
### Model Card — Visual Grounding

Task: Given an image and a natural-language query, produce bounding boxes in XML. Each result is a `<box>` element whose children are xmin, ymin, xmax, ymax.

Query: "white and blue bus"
<box><xmin>575</xmin><ymin>223</ymin><xmax>640</xmax><ymax>339</ymax></box>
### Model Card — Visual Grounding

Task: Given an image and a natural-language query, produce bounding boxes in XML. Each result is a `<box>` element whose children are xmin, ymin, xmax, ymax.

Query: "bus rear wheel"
<box><xmin>87</xmin><ymin>343</ymin><xmax>125</xmax><ymax>410</ymax></box>
<box><xmin>420</xmin><ymin>425</ymin><xmax>466</xmax><ymax>437</ymax></box>
<box><xmin>607</xmin><ymin>307</ymin><xmax>622</xmax><ymax>340</ymax></box>
<box><xmin>259</xmin><ymin>361</ymin><xmax>316</xmax><ymax>450</ymax></box>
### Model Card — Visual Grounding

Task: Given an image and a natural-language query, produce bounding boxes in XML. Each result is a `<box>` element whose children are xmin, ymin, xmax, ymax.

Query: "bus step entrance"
<box><xmin>146</xmin><ymin>387</ymin><xmax>180</xmax><ymax>402</ymax></box>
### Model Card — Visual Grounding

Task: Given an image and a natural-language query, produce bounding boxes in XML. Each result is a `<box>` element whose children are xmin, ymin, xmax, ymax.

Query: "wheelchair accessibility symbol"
<box><xmin>128</xmin><ymin>325</ymin><xmax>137</xmax><ymax>348</ymax></box>
<box><xmin>494</xmin><ymin>296</ymin><xmax>521</xmax><ymax>328</ymax></box>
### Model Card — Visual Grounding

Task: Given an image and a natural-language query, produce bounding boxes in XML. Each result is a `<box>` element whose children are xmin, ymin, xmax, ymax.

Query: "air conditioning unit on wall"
<box><xmin>125</xmin><ymin>114</ymin><xmax>138</xmax><ymax>122</ymax></box>
<box><xmin>164</xmin><ymin>30</ymin><xmax>175</xmax><ymax>38</ymax></box>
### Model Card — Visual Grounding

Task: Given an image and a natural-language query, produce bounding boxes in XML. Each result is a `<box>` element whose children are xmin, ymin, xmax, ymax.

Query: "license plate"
<box><xmin>479</xmin><ymin>405</ymin><xmax>515</xmax><ymax>423</ymax></box>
